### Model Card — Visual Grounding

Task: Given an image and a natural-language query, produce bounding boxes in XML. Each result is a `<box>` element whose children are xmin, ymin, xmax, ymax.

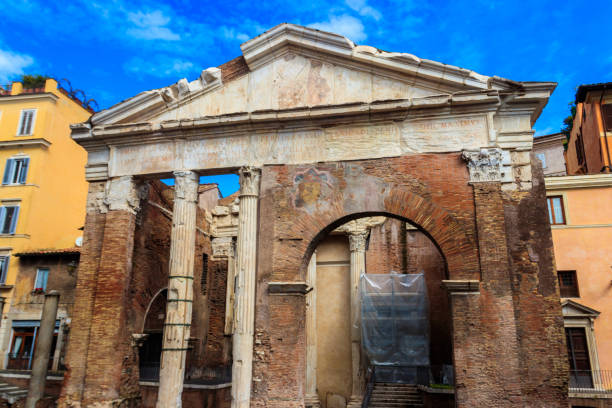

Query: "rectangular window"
<box><xmin>34</xmin><ymin>268</ymin><xmax>49</xmax><ymax>291</ymax></box>
<box><xmin>558</xmin><ymin>270</ymin><xmax>579</xmax><ymax>297</ymax></box>
<box><xmin>0</xmin><ymin>206</ymin><xmax>19</xmax><ymax>234</ymax></box>
<box><xmin>547</xmin><ymin>196</ymin><xmax>566</xmax><ymax>225</ymax></box>
<box><xmin>535</xmin><ymin>153</ymin><xmax>547</xmax><ymax>169</ymax></box>
<box><xmin>603</xmin><ymin>104</ymin><xmax>612</xmax><ymax>132</ymax></box>
<box><xmin>0</xmin><ymin>256</ymin><xmax>9</xmax><ymax>284</ymax></box>
<box><xmin>2</xmin><ymin>157</ymin><xmax>29</xmax><ymax>185</ymax></box>
<box><xmin>575</xmin><ymin>131</ymin><xmax>586</xmax><ymax>171</ymax></box>
<box><xmin>17</xmin><ymin>110</ymin><xmax>36</xmax><ymax>136</ymax></box>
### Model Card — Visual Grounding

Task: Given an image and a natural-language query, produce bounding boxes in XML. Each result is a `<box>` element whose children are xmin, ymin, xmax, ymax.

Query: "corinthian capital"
<box><xmin>239</xmin><ymin>166</ymin><xmax>261</xmax><ymax>197</ymax></box>
<box><xmin>348</xmin><ymin>232</ymin><xmax>368</xmax><ymax>253</ymax></box>
<box><xmin>173</xmin><ymin>171</ymin><xmax>199</xmax><ymax>202</ymax></box>
<box><xmin>462</xmin><ymin>148</ymin><xmax>503</xmax><ymax>183</ymax></box>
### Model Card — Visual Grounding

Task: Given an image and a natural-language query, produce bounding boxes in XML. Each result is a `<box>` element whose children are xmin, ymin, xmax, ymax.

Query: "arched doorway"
<box><xmin>305</xmin><ymin>215</ymin><xmax>453</xmax><ymax>408</ymax></box>
<box><xmin>139</xmin><ymin>288</ymin><xmax>167</xmax><ymax>381</ymax></box>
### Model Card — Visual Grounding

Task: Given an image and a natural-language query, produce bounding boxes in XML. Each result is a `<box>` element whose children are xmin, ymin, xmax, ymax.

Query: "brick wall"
<box><xmin>60</xmin><ymin>180</ymin><xmax>230</xmax><ymax>407</ymax></box>
<box><xmin>253</xmin><ymin>153</ymin><xmax>567</xmax><ymax>407</ymax></box>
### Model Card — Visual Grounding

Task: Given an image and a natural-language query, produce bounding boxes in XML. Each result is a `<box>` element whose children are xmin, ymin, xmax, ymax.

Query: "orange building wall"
<box><xmin>550</xmin><ymin>185</ymin><xmax>612</xmax><ymax>370</ymax></box>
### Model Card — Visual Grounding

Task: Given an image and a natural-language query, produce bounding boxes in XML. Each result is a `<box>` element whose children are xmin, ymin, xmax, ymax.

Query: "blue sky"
<box><xmin>1</xmin><ymin>0</ymin><xmax>611</xmax><ymax>194</ymax></box>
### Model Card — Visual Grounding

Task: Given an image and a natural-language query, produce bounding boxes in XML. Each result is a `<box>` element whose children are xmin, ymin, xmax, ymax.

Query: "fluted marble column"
<box><xmin>304</xmin><ymin>252</ymin><xmax>320</xmax><ymax>407</ymax></box>
<box><xmin>347</xmin><ymin>231</ymin><xmax>368</xmax><ymax>408</ymax></box>
<box><xmin>156</xmin><ymin>171</ymin><xmax>199</xmax><ymax>408</ymax></box>
<box><xmin>231</xmin><ymin>167</ymin><xmax>261</xmax><ymax>408</ymax></box>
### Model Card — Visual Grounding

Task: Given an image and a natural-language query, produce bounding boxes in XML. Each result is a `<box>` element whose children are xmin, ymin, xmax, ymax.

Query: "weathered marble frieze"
<box><xmin>108</xmin><ymin>115</ymin><xmax>492</xmax><ymax>177</ymax></box>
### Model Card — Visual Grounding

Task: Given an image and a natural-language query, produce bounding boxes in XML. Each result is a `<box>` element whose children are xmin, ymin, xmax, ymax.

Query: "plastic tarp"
<box><xmin>360</xmin><ymin>273</ymin><xmax>429</xmax><ymax>369</ymax></box>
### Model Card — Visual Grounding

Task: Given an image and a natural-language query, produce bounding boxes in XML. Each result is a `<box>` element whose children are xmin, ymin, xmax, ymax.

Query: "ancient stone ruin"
<box><xmin>59</xmin><ymin>24</ymin><xmax>568</xmax><ymax>407</ymax></box>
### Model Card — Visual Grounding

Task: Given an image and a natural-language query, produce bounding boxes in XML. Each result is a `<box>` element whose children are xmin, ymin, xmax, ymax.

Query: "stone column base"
<box><xmin>347</xmin><ymin>396</ymin><xmax>363</xmax><ymax>408</ymax></box>
<box><xmin>304</xmin><ymin>394</ymin><xmax>321</xmax><ymax>408</ymax></box>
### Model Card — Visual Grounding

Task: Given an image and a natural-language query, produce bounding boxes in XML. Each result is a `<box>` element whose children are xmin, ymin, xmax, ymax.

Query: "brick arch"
<box><xmin>299</xmin><ymin>187</ymin><xmax>479</xmax><ymax>281</ymax></box>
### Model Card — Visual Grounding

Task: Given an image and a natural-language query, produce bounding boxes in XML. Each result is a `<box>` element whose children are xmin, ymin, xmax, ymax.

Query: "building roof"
<box><xmin>14</xmin><ymin>248</ymin><xmax>81</xmax><ymax>257</ymax></box>
<box><xmin>534</xmin><ymin>132</ymin><xmax>566</xmax><ymax>144</ymax></box>
<box><xmin>218</xmin><ymin>191</ymin><xmax>239</xmax><ymax>206</ymax></box>
<box><xmin>575</xmin><ymin>82</ymin><xmax>612</xmax><ymax>103</ymax></box>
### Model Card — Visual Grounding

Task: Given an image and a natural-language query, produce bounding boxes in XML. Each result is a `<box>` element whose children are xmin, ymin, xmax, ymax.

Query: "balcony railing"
<box><xmin>570</xmin><ymin>370</ymin><xmax>612</xmax><ymax>393</ymax></box>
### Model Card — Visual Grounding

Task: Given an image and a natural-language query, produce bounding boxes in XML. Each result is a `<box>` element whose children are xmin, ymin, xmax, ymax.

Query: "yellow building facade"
<box><xmin>0</xmin><ymin>79</ymin><xmax>90</xmax><ymax>366</ymax></box>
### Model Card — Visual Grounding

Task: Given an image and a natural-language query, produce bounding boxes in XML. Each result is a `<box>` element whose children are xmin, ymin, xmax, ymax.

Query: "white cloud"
<box><xmin>345</xmin><ymin>0</ymin><xmax>382</xmax><ymax>20</ymax></box>
<box><xmin>309</xmin><ymin>15</ymin><xmax>367</xmax><ymax>42</ymax></box>
<box><xmin>0</xmin><ymin>49</ymin><xmax>34</xmax><ymax>83</ymax></box>
<box><xmin>124</xmin><ymin>56</ymin><xmax>195</xmax><ymax>78</ymax></box>
<box><xmin>126</xmin><ymin>10</ymin><xmax>180</xmax><ymax>41</ymax></box>
<box><xmin>220</xmin><ymin>26</ymin><xmax>250</xmax><ymax>43</ymax></box>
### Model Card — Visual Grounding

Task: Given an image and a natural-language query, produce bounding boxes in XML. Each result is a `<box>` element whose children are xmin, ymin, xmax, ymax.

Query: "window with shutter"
<box><xmin>17</xmin><ymin>110</ymin><xmax>36</xmax><ymax>136</ymax></box>
<box><xmin>0</xmin><ymin>256</ymin><xmax>9</xmax><ymax>284</ymax></box>
<box><xmin>0</xmin><ymin>206</ymin><xmax>19</xmax><ymax>234</ymax></box>
<box><xmin>2</xmin><ymin>158</ymin><xmax>29</xmax><ymax>185</ymax></box>
<box><xmin>34</xmin><ymin>268</ymin><xmax>49</xmax><ymax>291</ymax></box>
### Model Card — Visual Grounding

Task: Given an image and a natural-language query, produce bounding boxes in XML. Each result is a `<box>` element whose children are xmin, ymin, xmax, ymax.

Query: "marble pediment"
<box><xmin>90</xmin><ymin>23</ymin><xmax>530</xmax><ymax>127</ymax></box>
<box><xmin>562</xmin><ymin>299</ymin><xmax>600</xmax><ymax>318</ymax></box>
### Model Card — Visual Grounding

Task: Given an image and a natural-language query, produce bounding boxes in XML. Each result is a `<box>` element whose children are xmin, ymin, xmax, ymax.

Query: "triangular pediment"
<box><xmin>562</xmin><ymin>299</ymin><xmax>600</xmax><ymax>318</ymax></box>
<box><xmin>90</xmin><ymin>23</ymin><xmax>550</xmax><ymax>126</ymax></box>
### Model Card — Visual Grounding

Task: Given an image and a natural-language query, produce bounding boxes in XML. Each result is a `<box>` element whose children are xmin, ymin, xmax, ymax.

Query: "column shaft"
<box><xmin>157</xmin><ymin>171</ymin><xmax>199</xmax><ymax>408</ymax></box>
<box><xmin>231</xmin><ymin>167</ymin><xmax>260</xmax><ymax>408</ymax></box>
<box><xmin>51</xmin><ymin>318</ymin><xmax>65</xmax><ymax>371</ymax></box>
<box><xmin>348</xmin><ymin>232</ymin><xmax>367</xmax><ymax>407</ymax></box>
<box><xmin>26</xmin><ymin>291</ymin><xmax>60</xmax><ymax>408</ymax></box>
<box><xmin>305</xmin><ymin>253</ymin><xmax>320</xmax><ymax>407</ymax></box>
<box><xmin>224</xmin><ymin>243</ymin><xmax>236</xmax><ymax>336</ymax></box>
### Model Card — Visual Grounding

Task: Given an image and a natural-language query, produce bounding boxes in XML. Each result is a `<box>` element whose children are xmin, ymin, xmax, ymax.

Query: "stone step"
<box><xmin>367</xmin><ymin>383</ymin><xmax>424</xmax><ymax>408</ymax></box>
<box><xmin>0</xmin><ymin>381</ymin><xmax>29</xmax><ymax>403</ymax></box>
<box><xmin>7</xmin><ymin>391</ymin><xmax>28</xmax><ymax>397</ymax></box>
<box><xmin>371</xmin><ymin>390</ymin><xmax>420</xmax><ymax>395</ymax></box>
<box><xmin>370</xmin><ymin>394</ymin><xmax>421</xmax><ymax>402</ymax></box>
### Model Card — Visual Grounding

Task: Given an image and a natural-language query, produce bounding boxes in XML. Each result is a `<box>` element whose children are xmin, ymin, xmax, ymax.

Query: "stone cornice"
<box><xmin>0</xmin><ymin>138</ymin><xmax>51</xmax><ymax>149</ymax></box>
<box><xmin>74</xmin><ymin>94</ymin><xmax>510</xmax><ymax>147</ymax></box>
<box><xmin>545</xmin><ymin>174</ymin><xmax>612</xmax><ymax>190</ymax></box>
<box><xmin>0</xmin><ymin>93</ymin><xmax>58</xmax><ymax>104</ymax></box>
<box><xmin>91</xmin><ymin>67</ymin><xmax>223</xmax><ymax>126</ymax></box>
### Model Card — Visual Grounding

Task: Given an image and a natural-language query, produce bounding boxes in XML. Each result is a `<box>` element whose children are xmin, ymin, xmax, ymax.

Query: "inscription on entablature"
<box><xmin>324</xmin><ymin>123</ymin><xmax>401</xmax><ymax>161</ymax></box>
<box><xmin>401</xmin><ymin>116</ymin><xmax>488</xmax><ymax>153</ymax></box>
<box><xmin>108</xmin><ymin>117</ymin><xmax>490</xmax><ymax>177</ymax></box>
